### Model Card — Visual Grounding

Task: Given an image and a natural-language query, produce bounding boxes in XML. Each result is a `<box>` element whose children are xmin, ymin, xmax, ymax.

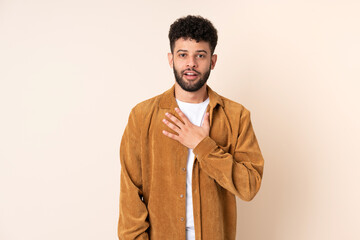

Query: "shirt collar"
<box><xmin>159</xmin><ymin>84</ymin><xmax>224</xmax><ymax>110</ymax></box>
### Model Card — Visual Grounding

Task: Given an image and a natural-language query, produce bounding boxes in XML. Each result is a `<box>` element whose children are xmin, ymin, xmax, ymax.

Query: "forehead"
<box><xmin>173</xmin><ymin>38</ymin><xmax>211</xmax><ymax>52</ymax></box>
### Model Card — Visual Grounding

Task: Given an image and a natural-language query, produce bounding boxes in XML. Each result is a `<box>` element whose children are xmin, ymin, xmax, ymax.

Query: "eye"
<box><xmin>179</xmin><ymin>53</ymin><xmax>187</xmax><ymax>57</ymax></box>
<box><xmin>197</xmin><ymin>54</ymin><xmax>205</xmax><ymax>58</ymax></box>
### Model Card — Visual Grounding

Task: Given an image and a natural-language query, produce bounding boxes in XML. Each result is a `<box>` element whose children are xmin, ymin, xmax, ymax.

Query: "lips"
<box><xmin>182</xmin><ymin>70</ymin><xmax>200</xmax><ymax>80</ymax></box>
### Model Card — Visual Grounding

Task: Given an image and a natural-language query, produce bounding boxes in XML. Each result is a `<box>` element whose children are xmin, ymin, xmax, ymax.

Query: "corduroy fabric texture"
<box><xmin>118</xmin><ymin>84</ymin><xmax>264</xmax><ymax>240</ymax></box>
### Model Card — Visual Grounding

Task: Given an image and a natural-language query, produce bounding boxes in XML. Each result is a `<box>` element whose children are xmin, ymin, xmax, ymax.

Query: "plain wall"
<box><xmin>1</xmin><ymin>0</ymin><xmax>359</xmax><ymax>239</ymax></box>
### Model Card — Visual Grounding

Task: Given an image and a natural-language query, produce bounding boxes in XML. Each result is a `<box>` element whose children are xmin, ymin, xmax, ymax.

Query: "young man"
<box><xmin>118</xmin><ymin>15</ymin><xmax>264</xmax><ymax>240</ymax></box>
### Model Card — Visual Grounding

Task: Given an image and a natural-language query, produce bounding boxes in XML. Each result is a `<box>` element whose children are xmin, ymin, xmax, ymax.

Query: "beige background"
<box><xmin>1</xmin><ymin>0</ymin><xmax>359</xmax><ymax>239</ymax></box>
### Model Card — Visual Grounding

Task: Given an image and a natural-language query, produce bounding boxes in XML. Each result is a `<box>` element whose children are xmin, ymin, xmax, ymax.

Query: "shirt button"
<box><xmin>182</xmin><ymin>167</ymin><xmax>186</xmax><ymax>172</ymax></box>
<box><xmin>180</xmin><ymin>194</ymin><xmax>184</xmax><ymax>198</ymax></box>
<box><xmin>180</xmin><ymin>217</ymin><xmax>184</xmax><ymax>221</ymax></box>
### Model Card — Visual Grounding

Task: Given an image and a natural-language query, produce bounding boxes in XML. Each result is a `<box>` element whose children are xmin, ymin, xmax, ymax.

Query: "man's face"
<box><xmin>168</xmin><ymin>38</ymin><xmax>217</xmax><ymax>92</ymax></box>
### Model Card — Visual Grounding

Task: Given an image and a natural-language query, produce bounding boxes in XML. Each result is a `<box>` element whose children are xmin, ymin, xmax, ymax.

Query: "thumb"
<box><xmin>202</xmin><ymin>112</ymin><xmax>210</xmax><ymax>128</ymax></box>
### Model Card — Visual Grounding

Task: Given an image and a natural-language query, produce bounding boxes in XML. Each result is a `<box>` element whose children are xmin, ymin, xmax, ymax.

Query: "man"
<box><xmin>118</xmin><ymin>15</ymin><xmax>264</xmax><ymax>240</ymax></box>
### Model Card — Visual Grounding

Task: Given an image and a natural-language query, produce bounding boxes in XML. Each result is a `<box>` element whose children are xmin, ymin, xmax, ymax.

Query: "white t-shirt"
<box><xmin>175</xmin><ymin>97</ymin><xmax>210</xmax><ymax>240</ymax></box>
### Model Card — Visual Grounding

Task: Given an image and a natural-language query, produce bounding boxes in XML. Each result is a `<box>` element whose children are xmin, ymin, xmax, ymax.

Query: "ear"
<box><xmin>210</xmin><ymin>54</ymin><xmax>217</xmax><ymax>70</ymax></box>
<box><xmin>167</xmin><ymin>52</ymin><xmax>174</xmax><ymax>68</ymax></box>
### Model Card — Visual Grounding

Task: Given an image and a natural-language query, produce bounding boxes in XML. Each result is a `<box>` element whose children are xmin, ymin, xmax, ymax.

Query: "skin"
<box><xmin>162</xmin><ymin>38</ymin><xmax>217</xmax><ymax>149</ymax></box>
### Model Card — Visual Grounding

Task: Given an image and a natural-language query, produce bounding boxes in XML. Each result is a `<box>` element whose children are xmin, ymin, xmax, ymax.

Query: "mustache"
<box><xmin>181</xmin><ymin>68</ymin><xmax>201</xmax><ymax>75</ymax></box>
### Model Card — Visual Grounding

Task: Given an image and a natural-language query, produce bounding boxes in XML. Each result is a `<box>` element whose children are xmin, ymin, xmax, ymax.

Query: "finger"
<box><xmin>165</xmin><ymin>112</ymin><xmax>185</xmax><ymax>128</ymax></box>
<box><xmin>162</xmin><ymin>130</ymin><xmax>179</xmax><ymax>141</ymax></box>
<box><xmin>202</xmin><ymin>112</ymin><xmax>210</xmax><ymax>128</ymax></box>
<box><xmin>175</xmin><ymin>107</ymin><xmax>190</xmax><ymax>124</ymax></box>
<box><xmin>162</xmin><ymin>118</ymin><xmax>181</xmax><ymax>133</ymax></box>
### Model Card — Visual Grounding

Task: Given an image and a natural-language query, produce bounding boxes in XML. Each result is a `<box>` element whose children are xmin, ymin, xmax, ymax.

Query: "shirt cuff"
<box><xmin>193</xmin><ymin>136</ymin><xmax>218</xmax><ymax>161</ymax></box>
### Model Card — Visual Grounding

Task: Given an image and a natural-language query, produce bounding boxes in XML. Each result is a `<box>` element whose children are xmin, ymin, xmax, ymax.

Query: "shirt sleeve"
<box><xmin>118</xmin><ymin>107</ymin><xmax>150</xmax><ymax>240</ymax></box>
<box><xmin>193</xmin><ymin>108</ymin><xmax>264</xmax><ymax>201</ymax></box>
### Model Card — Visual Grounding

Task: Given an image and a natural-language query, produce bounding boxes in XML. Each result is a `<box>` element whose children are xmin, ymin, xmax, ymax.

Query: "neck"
<box><xmin>174</xmin><ymin>83</ymin><xmax>208</xmax><ymax>103</ymax></box>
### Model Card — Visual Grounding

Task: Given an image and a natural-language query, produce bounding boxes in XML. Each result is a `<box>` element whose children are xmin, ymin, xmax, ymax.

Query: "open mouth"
<box><xmin>183</xmin><ymin>71</ymin><xmax>199</xmax><ymax>80</ymax></box>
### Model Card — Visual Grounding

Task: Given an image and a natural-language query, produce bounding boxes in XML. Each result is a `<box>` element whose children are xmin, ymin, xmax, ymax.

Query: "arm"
<box><xmin>118</xmin><ymin>107</ymin><xmax>149</xmax><ymax>240</ymax></box>
<box><xmin>193</xmin><ymin>108</ymin><xmax>264</xmax><ymax>201</ymax></box>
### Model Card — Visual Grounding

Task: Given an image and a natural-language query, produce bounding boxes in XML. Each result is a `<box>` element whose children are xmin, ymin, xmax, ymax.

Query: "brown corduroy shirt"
<box><xmin>118</xmin><ymin>84</ymin><xmax>264</xmax><ymax>240</ymax></box>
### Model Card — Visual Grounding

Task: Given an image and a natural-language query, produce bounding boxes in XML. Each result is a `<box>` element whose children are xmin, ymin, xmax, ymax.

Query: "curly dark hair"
<box><xmin>168</xmin><ymin>15</ymin><xmax>218</xmax><ymax>55</ymax></box>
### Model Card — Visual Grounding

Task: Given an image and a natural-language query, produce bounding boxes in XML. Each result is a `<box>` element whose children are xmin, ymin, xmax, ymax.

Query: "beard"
<box><xmin>173</xmin><ymin>63</ymin><xmax>212</xmax><ymax>92</ymax></box>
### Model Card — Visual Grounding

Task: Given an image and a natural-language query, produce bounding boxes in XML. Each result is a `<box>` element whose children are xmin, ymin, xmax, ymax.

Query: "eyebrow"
<box><xmin>176</xmin><ymin>49</ymin><xmax>208</xmax><ymax>54</ymax></box>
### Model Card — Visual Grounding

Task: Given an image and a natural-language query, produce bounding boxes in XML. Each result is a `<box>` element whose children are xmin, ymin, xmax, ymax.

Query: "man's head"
<box><xmin>168</xmin><ymin>15</ymin><xmax>218</xmax><ymax>92</ymax></box>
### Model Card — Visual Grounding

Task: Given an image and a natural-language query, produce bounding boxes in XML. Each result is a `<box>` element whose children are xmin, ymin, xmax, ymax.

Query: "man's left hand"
<box><xmin>162</xmin><ymin>107</ymin><xmax>210</xmax><ymax>149</ymax></box>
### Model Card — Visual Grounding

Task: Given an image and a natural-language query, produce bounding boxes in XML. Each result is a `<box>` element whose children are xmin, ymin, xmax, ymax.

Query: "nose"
<box><xmin>186</xmin><ymin>56</ymin><xmax>197</xmax><ymax>68</ymax></box>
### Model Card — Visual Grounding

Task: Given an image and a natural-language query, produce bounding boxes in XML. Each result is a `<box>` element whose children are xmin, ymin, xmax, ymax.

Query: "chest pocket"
<box><xmin>209</xmin><ymin>110</ymin><xmax>233</xmax><ymax>154</ymax></box>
